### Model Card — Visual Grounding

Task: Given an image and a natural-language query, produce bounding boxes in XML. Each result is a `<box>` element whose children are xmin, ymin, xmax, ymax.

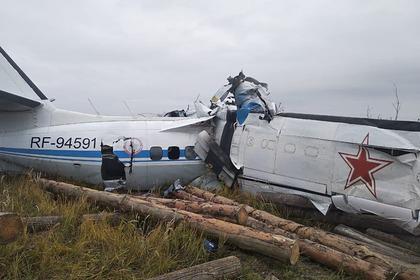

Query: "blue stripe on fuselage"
<box><xmin>0</xmin><ymin>147</ymin><xmax>191</xmax><ymax>162</ymax></box>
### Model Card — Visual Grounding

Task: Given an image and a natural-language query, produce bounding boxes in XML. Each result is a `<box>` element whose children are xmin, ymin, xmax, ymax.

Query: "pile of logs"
<box><xmin>3</xmin><ymin>178</ymin><xmax>420</xmax><ymax>280</ymax></box>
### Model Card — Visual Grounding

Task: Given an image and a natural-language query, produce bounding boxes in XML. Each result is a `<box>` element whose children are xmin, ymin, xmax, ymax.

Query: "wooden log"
<box><xmin>366</xmin><ymin>228</ymin><xmax>420</xmax><ymax>254</ymax></box>
<box><xmin>299</xmin><ymin>239</ymin><xmax>390</xmax><ymax>280</ymax></box>
<box><xmin>184</xmin><ymin>186</ymin><xmax>389</xmax><ymax>268</ymax></box>
<box><xmin>333</xmin><ymin>224</ymin><xmax>420</xmax><ymax>264</ymax></box>
<box><xmin>23</xmin><ymin>212</ymin><xmax>121</xmax><ymax>232</ymax></box>
<box><xmin>0</xmin><ymin>212</ymin><xmax>24</xmax><ymax>244</ymax></box>
<box><xmin>221</xmin><ymin>216</ymin><xmax>391</xmax><ymax>280</ymax></box>
<box><xmin>136</xmin><ymin>197</ymin><xmax>248</xmax><ymax>225</ymax></box>
<box><xmin>147</xmin><ymin>256</ymin><xmax>241</xmax><ymax>280</ymax></box>
<box><xmin>38</xmin><ymin>179</ymin><xmax>300</xmax><ymax>264</ymax></box>
<box><xmin>186</xmin><ymin>186</ymin><xmax>409</xmax><ymax>236</ymax></box>
<box><xmin>226</xmin><ymin>216</ymin><xmax>419</xmax><ymax>280</ymax></box>
<box><xmin>186</xmin><ymin>186</ymin><xmax>420</xmax><ymax>277</ymax></box>
<box><xmin>172</xmin><ymin>190</ymin><xmax>206</xmax><ymax>202</ymax></box>
<box><xmin>184</xmin><ymin>186</ymin><xmax>245</xmax><ymax>208</ymax></box>
<box><xmin>265</xmin><ymin>275</ymin><xmax>280</xmax><ymax>280</ymax></box>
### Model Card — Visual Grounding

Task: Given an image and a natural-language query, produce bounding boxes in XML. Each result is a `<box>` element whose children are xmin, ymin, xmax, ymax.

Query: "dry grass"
<box><xmin>0</xmin><ymin>175</ymin><xmax>209</xmax><ymax>279</ymax></box>
<box><xmin>0</xmin><ymin>175</ymin><xmax>354</xmax><ymax>279</ymax></box>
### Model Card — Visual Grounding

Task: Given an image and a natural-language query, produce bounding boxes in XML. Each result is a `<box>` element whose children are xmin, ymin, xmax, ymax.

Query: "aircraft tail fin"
<box><xmin>0</xmin><ymin>46</ymin><xmax>47</xmax><ymax>111</ymax></box>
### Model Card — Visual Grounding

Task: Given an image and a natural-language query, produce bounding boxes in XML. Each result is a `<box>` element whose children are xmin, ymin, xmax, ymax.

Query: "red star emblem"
<box><xmin>338</xmin><ymin>134</ymin><xmax>392</xmax><ymax>198</ymax></box>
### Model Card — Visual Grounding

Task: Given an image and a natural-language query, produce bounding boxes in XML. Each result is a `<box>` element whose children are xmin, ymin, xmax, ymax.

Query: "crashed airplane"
<box><xmin>1</xmin><ymin>47</ymin><xmax>420</xmax><ymax>235</ymax></box>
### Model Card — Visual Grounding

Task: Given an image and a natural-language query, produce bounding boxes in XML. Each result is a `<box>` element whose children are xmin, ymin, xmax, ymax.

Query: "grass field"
<box><xmin>0</xmin><ymin>174</ymin><xmax>356</xmax><ymax>279</ymax></box>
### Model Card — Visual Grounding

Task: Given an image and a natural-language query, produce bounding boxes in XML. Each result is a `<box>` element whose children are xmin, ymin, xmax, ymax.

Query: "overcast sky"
<box><xmin>1</xmin><ymin>1</ymin><xmax>419</xmax><ymax>120</ymax></box>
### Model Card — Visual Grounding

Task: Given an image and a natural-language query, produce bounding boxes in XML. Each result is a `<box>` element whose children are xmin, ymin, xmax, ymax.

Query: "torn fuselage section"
<box><xmin>100</xmin><ymin>143</ymin><xmax>127</xmax><ymax>192</ymax></box>
<box><xmin>194</xmin><ymin>72</ymin><xmax>279</xmax><ymax>188</ymax></box>
<box><xmin>195</xmin><ymin>72</ymin><xmax>420</xmax><ymax>235</ymax></box>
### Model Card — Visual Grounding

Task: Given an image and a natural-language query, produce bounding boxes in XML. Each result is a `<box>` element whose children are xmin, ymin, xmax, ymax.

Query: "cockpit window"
<box><xmin>168</xmin><ymin>146</ymin><xmax>180</xmax><ymax>160</ymax></box>
<box><xmin>150</xmin><ymin>146</ymin><xmax>163</xmax><ymax>161</ymax></box>
<box><xmin>185</xmin><ymin>146</ymin><xmax>197</xmax><ymax>160</ymax></box>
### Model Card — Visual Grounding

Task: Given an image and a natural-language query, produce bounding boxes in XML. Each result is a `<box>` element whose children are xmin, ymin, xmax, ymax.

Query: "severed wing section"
<box><xmin>0</xmin><ymin>46</ymin><xmax>46</xmax><ymax>111</ymax></box>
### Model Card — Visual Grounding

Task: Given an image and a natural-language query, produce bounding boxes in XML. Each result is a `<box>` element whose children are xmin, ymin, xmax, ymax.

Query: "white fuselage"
<box><xmin>0</xmin><ymin>102</ymin><xmax>209</xmax><ymax>190</ymax></box>
<box><xmin>223</xmin><ymin>113</ymin><xmax>420</xmax><ymax>234</ymax></box>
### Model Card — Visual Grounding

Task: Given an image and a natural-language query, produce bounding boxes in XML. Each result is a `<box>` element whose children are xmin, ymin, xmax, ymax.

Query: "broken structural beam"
<box><xmin>147</xmin><ymin>256</ymin><xmax>241</xmax><ymax>280</ymax></box>
<box><xmin>37</xmin><ymin>179</ymin><xmax>300</xmax><ymax>265</ymax></box>
<box><xmin>0</xmin><ymin>212</ymin><xmax>24</xmax><ymax>245</ymax></box>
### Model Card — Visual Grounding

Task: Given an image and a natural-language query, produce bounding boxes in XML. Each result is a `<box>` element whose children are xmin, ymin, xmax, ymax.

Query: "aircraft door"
<box><xmin>241</xmin><ymin>124</ymin><xmax>278</xmax><ymax>177</ymax></box>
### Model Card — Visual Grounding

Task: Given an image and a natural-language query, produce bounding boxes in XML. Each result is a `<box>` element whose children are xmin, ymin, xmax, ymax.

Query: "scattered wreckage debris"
<box><xmin>17</xmin><ymin>178</ymin><xmax>418</xmax><ymax>279</ymax></box>
<box><xmin>146</xmin><ymin>256</ymin><xmax>241</xmax><ymax>280</ymax></box>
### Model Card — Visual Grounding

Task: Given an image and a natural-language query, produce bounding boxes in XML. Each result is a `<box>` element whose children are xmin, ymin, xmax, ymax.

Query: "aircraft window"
<box><xmin>168</xmin><ymin>146</ymin><xmax>180</xmax><ymax>160</ymax></box>
<box><xmin>185</xmin><ymin>146</ymin><xmax>197</xmax><ymax>160</ymax></box>
<box><xmin>150</xmin><ymin>146</ymin><xmax>163</xmax><ymax>160</ymax></box>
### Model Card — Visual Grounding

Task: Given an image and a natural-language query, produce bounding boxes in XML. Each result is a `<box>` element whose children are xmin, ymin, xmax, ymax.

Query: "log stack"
<box><xmin>15</xmin><ymin>179</ymin><xmax>420</xmax><ymax>279</ymax></box>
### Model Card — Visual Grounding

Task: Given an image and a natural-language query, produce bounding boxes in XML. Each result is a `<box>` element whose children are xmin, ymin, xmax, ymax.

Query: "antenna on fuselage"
<box><xmin>88</xmin><ymin>98</ymin><xmax>101</xmax><ymax>115</ymax></box>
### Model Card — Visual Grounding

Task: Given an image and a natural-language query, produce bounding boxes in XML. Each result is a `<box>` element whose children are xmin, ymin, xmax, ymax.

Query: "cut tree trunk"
<box><xmin>172</xmin><ymin>190</ymin><xmax>206</xmax><ymax>202</ymax></box>
<box><xmin>138</xmin><ymin>197</ymin><xmax>248</xmax><ymax>225</ymax></box>
<box><xmin>333</xmin><ymin>224</ymin><xmax>420</xmax><ymax>264</ymax></box>
<box><xmin>220</xmin><ymin>216</ymin><xmax>391</xmax><ymax>280</ymax></box>
<box><xmin>184</xmin><ymin>186</ymin><xmax>246</xmax><ymax>208</ymax></box>
<box><xmin>186</xmin><ymin>186</ymin><xmax>407</xmax><ymax>234</ymax></box>
<box><xmin>184</xmin><ymin>186</ymin><xmax>388</xmax><ymax>268</ymax></box>
<box><xmin>299</xmin><ymin>239</ymin><xmax>390</xmax><ymax>280</ymax></box>
<box><xmin>0</xmin><ymin>212</ymin><xmax>24</xmax><ymax>244</ymax></box>
<box><xmin>23</xmin><ymin>212</ymin><xmax>121</xmax><ymax>232</ymax></box>
<box><xmin>147</xmin><ymin>256</ymin><xmax>241</xmax><ymax>280</ymax></box>
<box><xmin>38</xmin><ymin>179</ymin><xmax>300</xmax><ymax>264</ymax></box>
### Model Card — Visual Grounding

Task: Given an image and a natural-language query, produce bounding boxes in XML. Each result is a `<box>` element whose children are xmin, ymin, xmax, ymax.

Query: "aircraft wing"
<box><xmin>0</xmin><ymin>46</ymin><xmax>46</xmax><ymax>112</ymax></box>
<box><xmin>160</xmin><ymin>116</ymin><xmax>214</xmax><ymax>132</ymax></box>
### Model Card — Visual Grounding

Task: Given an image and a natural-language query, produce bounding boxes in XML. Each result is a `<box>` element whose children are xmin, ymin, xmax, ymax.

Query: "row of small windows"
<box><xmin>150</xmin><ymin>146</ymin><xmax>197</xmax><ymax>161</ymax></box>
